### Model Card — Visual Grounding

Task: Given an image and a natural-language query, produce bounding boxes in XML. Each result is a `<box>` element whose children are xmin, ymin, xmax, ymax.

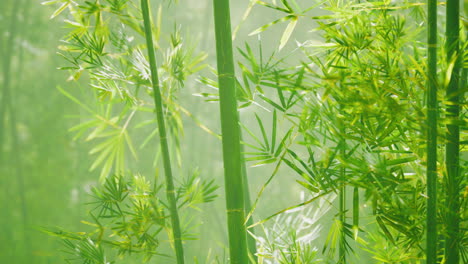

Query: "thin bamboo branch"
<box><xmin>140</xmin><ymin>1</ymin><xmax>185</xmax><ymax>263</ymax></box>
<box><xmin>212</xmin><ymin>0</ymin><xmax>249</xmax><ymax>263</ymax></box>
<box><xmin>445</xmin><ymin>0</ymin><xmax>461</xmax><ymax>262</ymax></box>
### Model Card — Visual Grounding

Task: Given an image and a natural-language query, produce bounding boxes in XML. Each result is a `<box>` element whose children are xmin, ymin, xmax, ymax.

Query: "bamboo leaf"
<box><xmin>256</xmin><ymin>0</ymin><xmax>291</xmax><ymax>13</ymax></box>
<box><xmin>100</xmin><ymin>150</ymin><xmax>116</xmax><ymax>183</ymax></box>
<box><xmin>386</xmin><ymin>156</ymin><xmax>417</xmax><ymax>166</ymax></box>
<box><xmin>248</xmin><ymin>192</ymin><xmax>330</xmax><ymax>229</ymax></box>
<box><xmin>258</xmin><ymin>94</ymin><xmax>285</xmax><ymax>112</ymax></box>
<box><xmin>90</xmin><ymin>141</ymin><xmax>115</xmax><ymax>171</ymax></box>
<box><xmin>271</xmin><ymin>110</ymin><xmax>277</xmax><ymax>152</ymax></box>
<box><xmin>49</xmin><ymin>1</ymin><xmax>70</xmax><ymax>19</ymax></box>
<box><xmin>249</xmin><ymin>15</ymin><xmax>295</xmax><ymax>36</ymax></box>
<box><xmin>279</xmin><ymin>16</ymin><xmax>298</xmax><ymax>50</ymax></box>
<box><xmin>89</xmin><ymin>137</ymin><xmax>115</xmax><ymax>155</ymax></box>
<box><xmin>296</xmin><ymin>180</ymin><xmax>319</xmax><ymax>192</ymax></box>
<box><xmin>241</xmin><ymin>122</ymin><xmax>267</xmax><ymax>150</ymax></box>
<box><xmin>376</xmin><ymin>216</ymin><xmax>395</xmax><ymax>245</ymax></box>
<box><xmin>124</xmin><ymin>132</ymin><xmax>138</xmax><ymax>159</ymax></box>
<box><xmin>233</xmin><ymin>0</ymin><xmax>258</xmax><ymax>40</ymax></box>
<box><xmin>280</xmin><ymin>0</ymin><xmax>294</xmax><ymax>13</ymax></box>
<box><xmin>282</xmin><ymin>157</ymin><xmax>306</xmax><ymax>176</ymax></box>
<box><xmin>274</xmin><ymin>127</ymin><xmax>293</xmax><ymax>157</ymax></box>
<box><xmin>255</xmin><ymin>114</ymin><xmax>270</xmax><ymax>151</ymax></box>
<box><xmin>252</xmin><ymin>157</ymin><xmax>277</xmax><ymax>167</ymax></box>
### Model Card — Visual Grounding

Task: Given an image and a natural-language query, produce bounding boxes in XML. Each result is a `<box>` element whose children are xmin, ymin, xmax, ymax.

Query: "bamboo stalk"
<box><xmin>339</xmin><ymin>165</ymin><xmax>346</xmax><ymax>264</ymax></box>
<box><xmin>338</xmin><ymin>105</ymin><xmax>346</xmax><ymax>264</ymax></box>
<box><xmin>0</xmin><ymin>0</ymin><xmax>22</xmax><ymax>163</ymax></box>
<box><xmin>12</xmin><ymin>0</ymin><xmax>33</xmax><ymax>260</ymax></box>
<box><xmin>426</xmin><ymin>0</ymin><xmax>438</xmax><ymax>263</ymax></box>
<box><xmin>0</xmin><ymin>1</ymin><xmax>29</xmax><ymax>262</ymax></box>
<box><xmin>140</xmin><ymin>1</ymin><xmax>185</xmax><ymax>263</ymax></box>
<box><xmin>445</xmin><ymin>0</ymin><xmax>461</xmax><ymax>262</ymax></box>
<box><xmin>211</xmin><ymin>0</ymin><xmax>249</xmax><ymax>263</ymax></box>
<box><xmin>7</xmin><ymin>84</ymin><xmax>30</xmax><ymax>259</ymax></box>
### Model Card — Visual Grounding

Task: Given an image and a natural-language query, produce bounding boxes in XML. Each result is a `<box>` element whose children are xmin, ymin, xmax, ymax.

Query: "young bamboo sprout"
<box><xmin>212</xmin><ymin>0</ymin><xmax>249</xmax><ymax>263</ymax></box>
<box><xmin>426</xmin><ymin>0</ymin><xmax>438</xmax><ymax>263</ymax></box>
<box><xmin>140</xmin><ymin>0</ymin><xmax>185</xmax><ymax>263</ymax></box>
<box><xmin>445</xmin><ymin>0</ymin><xmax>461</xmax><ymax>262</ymax></box>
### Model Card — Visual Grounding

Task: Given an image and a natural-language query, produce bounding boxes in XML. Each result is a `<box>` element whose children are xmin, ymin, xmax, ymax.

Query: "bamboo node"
<box><xmin>226</xmin><ymin>209</ymin><xmax>243</xmax><ymax>213</ymax></box>
<box><xmin>218</xmin><ymin>73</ymin><xmax>235</xmax><ymax>78</ymax></box>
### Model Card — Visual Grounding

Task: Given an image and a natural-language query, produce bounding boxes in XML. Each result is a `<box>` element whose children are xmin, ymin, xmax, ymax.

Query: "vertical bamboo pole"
<box><xmin>426</xmin><ymin>0</ymin><xmax>438</xmax><ymax>263</ymax></box>
<box><xmin>0</xmin><ymin>1</ymin><xmax>28</xmax><ymax>262</ymax></box>
<box><xmin>338</xmin><ymin>102</ymin><xmax>346</xmax><ymax>264</ymax></box>
<box><xmin>445</xmin><ymin>0</ymin><xmax>461</xmax><ymax>262</ymax></box>
<box><xmin>12</xmin><ymin>0</ymin><xmax>33</xmax><ymax>260</ymax></box>
<box><xmin>211</xmin><ymin>0</ymin><xmax>249</xmax><ymax>263</ymax></box>
<box><xmin>140</xmin><ymin>1</ymin><xmax>185</xmax><ymax>263</ymax></box>
<box><xmin>339</xmin><ymin>182</ymin><xmax>346</xmax><ymax>263</ymax></box>
<box><xmin>339</xmin><ymin>143</ymin><xmax>346</xmax><ymax>264</ymax></box>
<box><xmin>0</xmin><ymin>0</ymin><xmax>22</xmax><ymax>163</ymax></box>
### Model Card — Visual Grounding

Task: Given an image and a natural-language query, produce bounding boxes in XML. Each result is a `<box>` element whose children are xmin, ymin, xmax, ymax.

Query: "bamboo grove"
<box><xmin>0</xmin><ymin>0</ymin><xmax>465</xmax><ymax>263</ymax></box>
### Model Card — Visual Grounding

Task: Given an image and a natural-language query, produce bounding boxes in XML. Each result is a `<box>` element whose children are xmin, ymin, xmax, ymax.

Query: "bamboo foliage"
<box><xmin>445</xmin><ymin>0</ymin><xmax>461</xmax><ymax>263</ymax></box>
<box><xmin>41</xmin><ymin>0</ymin><xmax>212</xmax><ymax>263</ymax></box>
<box><xmin>33</xmin><ymin>0</ymin><xmax>467</xmax><ymax>263</ymax></box>
<box><xmin>236</xmin><ymin>1</ymin><xmax>433</xmax><ymax>262</ymax></box>
<box><xmin>140</xmin><ymin>0</ymin><xmax>185</xmax><ymax>263</ymax></box>
<box><xmin>211</xmin><ymin>0</ymin><xmax>249</xmax><ymax>263</ymax></box>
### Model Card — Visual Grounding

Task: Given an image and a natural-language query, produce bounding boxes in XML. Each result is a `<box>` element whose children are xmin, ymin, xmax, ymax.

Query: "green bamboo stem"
<box><xmin>339</xmin><ymin>169</ymin><xmax>346</xmax><ymax>264</ymax></box>
<box><xmin>140</xmin><ymin>1</ymin><xmax>185</xmax><ymax>263</ymax></box>
<box><xmin>0</xmin><ymin>0</ymin><xmax>22</xmax><ymax>163</ymax></box>
<box><xmin>426</xmin><ymin>0</ymin><xmax>438</xmax><ymax>263</ymax></box>
<box><xmin>12</xmin><ymin>0</ymin><xmax>33</xmax><ymax>259</ymax></box>
<box><xmin>338</xmin><ymin>106</ymin><xmax>347</xmax><ymax>264</ymax></box>
<box><xmin>1</xmin><ymin>1</ymin><xmax>29</xmax><ymax>261</ymax></box>
<box><xmin>212</xmin><ymin>0</ymin><xmax>249</xmax><ymax>263</ymax></box>
<box><xmin>7</xmin><ymin>85</ymin><xmax>30</xmax><ymax>258</ymax></box>
<box><xmin>445</xmin><ymin>0</ymin><xmax>461</xmax><ymax>262</ymax></box>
